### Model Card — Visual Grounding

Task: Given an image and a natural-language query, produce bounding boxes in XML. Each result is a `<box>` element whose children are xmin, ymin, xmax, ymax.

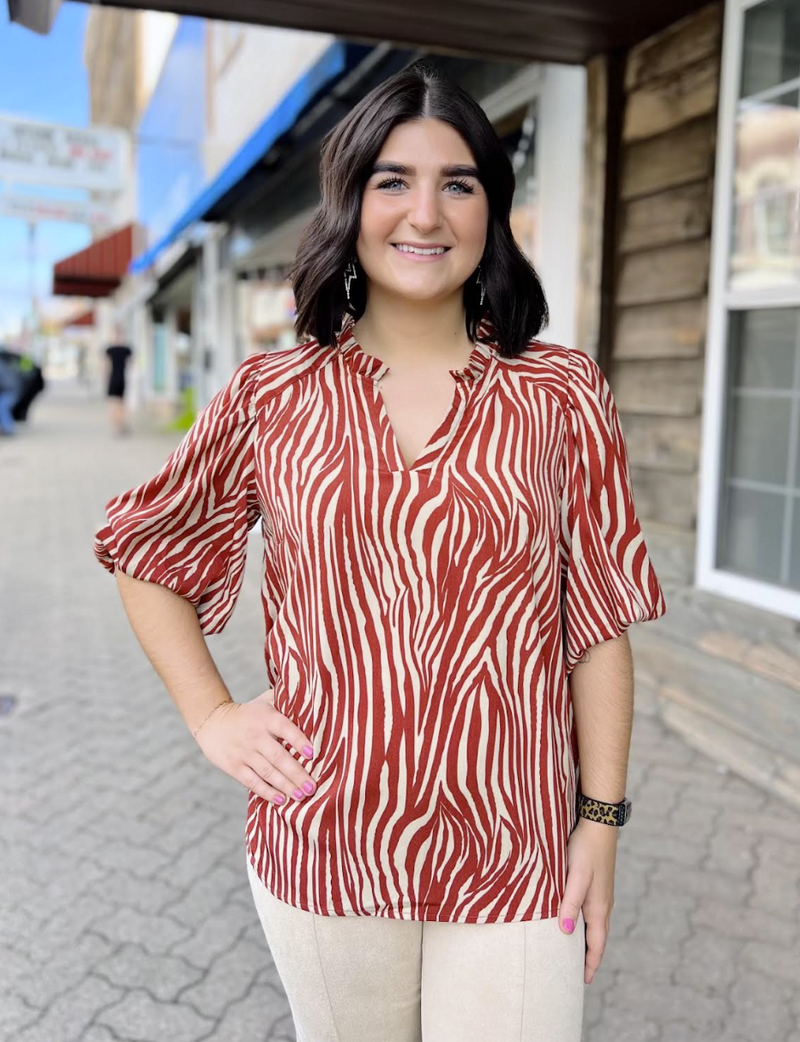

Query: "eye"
<box><xmin>444</xmin><ymin>179</ymin><xmax>475</xmax><ymax>195</ymax></box>
<box><xmin>375</xmin><ymin>177</ymin><xmax>407</xmax><ymax>191</ymax></box>
<box><xmin>373</xmin><ymin>177</ymin><xmax>476</xmax><ymax>195</ymax></box>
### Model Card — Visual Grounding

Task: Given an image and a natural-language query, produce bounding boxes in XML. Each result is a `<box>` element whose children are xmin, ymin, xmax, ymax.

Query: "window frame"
<box><xmin>696</xmin><ymin>0</ymin><xmax>800</xmax><ymax>618</ymax></box>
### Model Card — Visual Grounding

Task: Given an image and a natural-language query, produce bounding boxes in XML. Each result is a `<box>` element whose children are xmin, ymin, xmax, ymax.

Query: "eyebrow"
<box><xmin>370</xmin><ymin>161</ymin><xmax>480</xmax><ymax>179</ymax></box>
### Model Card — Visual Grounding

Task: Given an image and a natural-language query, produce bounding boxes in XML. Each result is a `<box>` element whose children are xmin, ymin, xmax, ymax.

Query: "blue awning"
<box><xmin>130</xmin><ymin>39</ymin><xmax>372</xmax><ymax>275</ymax></box>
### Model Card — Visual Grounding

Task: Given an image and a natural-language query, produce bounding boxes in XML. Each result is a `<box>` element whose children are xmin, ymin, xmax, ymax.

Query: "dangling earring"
<box><xmin>344</xmin><ymin>257</ymin><xmax>358</xmax><ymax>306</ymax></box>
<box><xmin>476</xmin><ymin>264</ymin><xmax>485</xmax><ymax>307</ymax></box>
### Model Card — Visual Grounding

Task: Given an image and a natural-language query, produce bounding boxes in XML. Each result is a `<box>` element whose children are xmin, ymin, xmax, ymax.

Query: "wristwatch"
<box><xmin>577</xmin><ymin>792</ymin><xmax>632</xmax><ymax>827</ymax></box>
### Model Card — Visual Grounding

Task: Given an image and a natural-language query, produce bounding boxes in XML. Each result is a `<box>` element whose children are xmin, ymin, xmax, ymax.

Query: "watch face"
<box><xmin>620</xmin><ymin>799</ymin><xmax>631</xmax><ymax>825</ymax></box>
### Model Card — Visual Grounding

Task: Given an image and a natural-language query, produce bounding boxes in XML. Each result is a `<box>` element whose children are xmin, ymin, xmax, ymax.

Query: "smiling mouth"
<box><xmin>391</xmin><ymin>244</ymin><xmax>452</xmax><ymax>256</ymax></box>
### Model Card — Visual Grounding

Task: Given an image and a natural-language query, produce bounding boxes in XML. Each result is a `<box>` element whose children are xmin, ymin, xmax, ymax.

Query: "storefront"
<box><xmin>144</xmin><ymin>239</ymin><xmax>199</xmax><ymax>419</ymax></box>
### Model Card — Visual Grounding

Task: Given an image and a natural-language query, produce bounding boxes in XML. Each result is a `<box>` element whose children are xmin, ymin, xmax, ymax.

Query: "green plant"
<box><xmin>163</xmin><ymin>386</ymin><xmax>196</xmax><ymax>433</ymax></box>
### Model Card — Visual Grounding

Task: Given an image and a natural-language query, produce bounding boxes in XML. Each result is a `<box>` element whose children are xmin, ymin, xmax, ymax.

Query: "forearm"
<box><xmin>114</xmin><ymin>569</ymin><xmax>232</xmax><ymax>735</ymax></box>
<box><xmin>569</xmin><ymin>633</ymin><xmax>634</xmax><ymax>803</ymax></box>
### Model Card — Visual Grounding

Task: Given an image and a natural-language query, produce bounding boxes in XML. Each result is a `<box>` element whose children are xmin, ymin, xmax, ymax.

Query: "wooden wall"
<box><xmin>577</xmin><ymin>4</ymin><xmax>800</xmax><ymax>809</ymax></box>
<box><xmin>609</xmin><ymin>3</ymin><xmax>723</xmax><ymax>584</ymax></box>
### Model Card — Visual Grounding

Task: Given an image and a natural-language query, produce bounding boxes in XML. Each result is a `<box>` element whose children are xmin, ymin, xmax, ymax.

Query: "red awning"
<box><xmin>52</xmin><ymin>223</ymin><xmax>139</xmax><ymax>298</ymax></box>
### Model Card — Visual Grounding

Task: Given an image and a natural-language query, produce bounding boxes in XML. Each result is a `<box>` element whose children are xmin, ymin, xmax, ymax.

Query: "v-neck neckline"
<box><xmin>335</xmin><ymin>313</ymin><xmax>497</xmax><ymax>474</ymax></box>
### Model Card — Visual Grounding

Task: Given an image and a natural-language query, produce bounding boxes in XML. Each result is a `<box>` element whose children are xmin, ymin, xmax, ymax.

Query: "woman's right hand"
<box><xmin>194</xmin><ymin>689</ymin><xmax>317</xmax><ymax>806</ymax></box>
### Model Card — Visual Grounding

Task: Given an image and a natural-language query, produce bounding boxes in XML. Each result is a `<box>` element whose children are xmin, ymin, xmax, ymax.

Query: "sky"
<box><xmin>0</xmin><ymin>1</ymin><xmax>91</xmax><ymax>339</ymax></box>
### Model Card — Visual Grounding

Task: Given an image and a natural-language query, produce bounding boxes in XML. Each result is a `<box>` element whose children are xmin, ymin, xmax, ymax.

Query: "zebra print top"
<box><xmin>94</xmin><ymin>311</ymin><xmax>667</xmax><ymax>924</ymax></box>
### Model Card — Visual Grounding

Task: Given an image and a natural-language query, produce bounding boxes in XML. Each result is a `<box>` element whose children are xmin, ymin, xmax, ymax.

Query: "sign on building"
<box><xmin>0</xmin><ymin>114</ymin><xmax>128</xmax><ymax>192</ymax></box>
<box><xmin>0</xmin><ymin>193</ymin><xmax>114</xmax><ymax>229</ymax></box>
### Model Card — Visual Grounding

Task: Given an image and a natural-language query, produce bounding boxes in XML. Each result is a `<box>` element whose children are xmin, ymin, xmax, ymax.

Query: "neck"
<box><xmin>353</xmin><ymin>289</ymin><xmax>474</xmax><ymax>367</ymax></box>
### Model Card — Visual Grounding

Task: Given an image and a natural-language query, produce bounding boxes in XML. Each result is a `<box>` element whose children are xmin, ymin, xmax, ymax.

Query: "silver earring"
<box><xmin>344</xmin><ymin>257</ymin><xmax>358</xmax><ymax>305</ymax></box>
<box><xmin>477</xmin><ymin>265</ymin><xmax>485</xmax><ymax>307</ymax></box>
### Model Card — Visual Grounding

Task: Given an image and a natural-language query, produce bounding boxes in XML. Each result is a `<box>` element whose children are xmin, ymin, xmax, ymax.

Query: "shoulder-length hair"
<box><xmin>289</xmin><ymin>59</ymin><xmax>549</xmax><ymax>358</ymax></box>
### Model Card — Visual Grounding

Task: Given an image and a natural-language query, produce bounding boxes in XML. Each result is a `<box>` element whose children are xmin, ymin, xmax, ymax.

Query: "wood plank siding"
<box><xmin>611</xmin><ymin>3</ymin><xmax>723</xmax><ymax>579</ymax></box>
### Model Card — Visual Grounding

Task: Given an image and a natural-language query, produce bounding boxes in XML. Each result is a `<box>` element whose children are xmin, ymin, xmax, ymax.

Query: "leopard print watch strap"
<box><xmin>577</xmin><ymin>793</ymin><xmax>632</xmax><ymax>826</ymax></box>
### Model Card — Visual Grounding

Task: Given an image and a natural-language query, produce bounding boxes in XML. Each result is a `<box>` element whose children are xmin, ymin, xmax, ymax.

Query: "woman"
<box><xmin>105</xmin><ymin>333</ymin><xmax>133</xmax><ymax>436</ymax></box>
<box><xmin>94</xmin><ymin>61</ymin><xmax>666</xmax><ymax>1041</ymax></box>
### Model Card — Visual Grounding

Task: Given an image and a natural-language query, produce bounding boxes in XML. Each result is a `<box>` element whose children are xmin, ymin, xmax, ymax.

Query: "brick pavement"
<box><xmin>1</xmin><ymin>379</ymin><xmax>798</xmax><ymax>1042</ymax></box>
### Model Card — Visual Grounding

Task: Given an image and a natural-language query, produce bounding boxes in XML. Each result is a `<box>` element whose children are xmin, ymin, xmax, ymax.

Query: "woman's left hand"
<box><xmin>557</xmin><ymin>817</ymin><xmax>619</xmax><ymax>985</ymax></box>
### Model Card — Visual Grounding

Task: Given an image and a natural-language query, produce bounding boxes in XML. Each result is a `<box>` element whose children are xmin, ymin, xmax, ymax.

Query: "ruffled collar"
<box><xmin>335</xmin><ymin>311</ymin><xmax>497</xmax><ymax>383</ymax></box>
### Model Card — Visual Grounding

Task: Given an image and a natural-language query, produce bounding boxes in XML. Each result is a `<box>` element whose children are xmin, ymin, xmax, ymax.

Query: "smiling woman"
<box><xmin>94</xmin><ymin>57</ymin><xmax>666</xmax><ymax>1042</ymax></box>
<box><xmin>289</xmin><ymin>61</ymin><xmax>548</xmax><ymax>359</ymax></box>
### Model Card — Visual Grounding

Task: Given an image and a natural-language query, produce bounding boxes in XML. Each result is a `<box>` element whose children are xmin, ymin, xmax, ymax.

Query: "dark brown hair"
<box><xmin>289</xmin><ymin>59</ymin><xmax>549</xmax><ymax>357</ymax></box>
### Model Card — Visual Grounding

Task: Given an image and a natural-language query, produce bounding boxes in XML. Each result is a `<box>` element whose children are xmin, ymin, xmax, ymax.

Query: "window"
<box><xmin>716</xmin><ymin>308</ymin><xmax>800</xmax><ymax>588</ymax></box>
<box><xmin>730</xmin><ymin>0</ymin><xmax>800</xmax><ymax>289</ymax></box>
<box><xmin>496</xmin><ymin>101</ymin><xmax>539</xmax><ymax>266</ymax></box>
<box><xmin>475</xmin><ymin>64</ymin><xmax>543</xmax><ymax>269</ymax></box>
<box><xmin>700</xmin><ymin>0</ymin><xmax>800</xmax><ymax>617</ymax></box>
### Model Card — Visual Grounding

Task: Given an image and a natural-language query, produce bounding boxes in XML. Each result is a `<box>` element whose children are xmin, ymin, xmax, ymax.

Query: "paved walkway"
<box><xmin>1</xmin><ymin>379</ymin><xmax>799</xmax><ymax>1042</ymax></box>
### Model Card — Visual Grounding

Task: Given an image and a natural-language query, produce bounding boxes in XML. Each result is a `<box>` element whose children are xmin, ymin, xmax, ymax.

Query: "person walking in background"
<box><xmin>92</xmin><ymin>60</ymin><xmax>667</xmax><ymax>1042</ymax></box>
<box><xmin>105</xmin><ymin>332</ymin><xmax>132</xmax><ymax>436</ymax></box>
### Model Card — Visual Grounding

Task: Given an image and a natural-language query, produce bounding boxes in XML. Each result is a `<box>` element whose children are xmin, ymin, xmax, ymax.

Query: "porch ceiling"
<box><xmin>77</xmin><ymin>0</ymin><xmax>711</xmax><ymax>64</ymax></box>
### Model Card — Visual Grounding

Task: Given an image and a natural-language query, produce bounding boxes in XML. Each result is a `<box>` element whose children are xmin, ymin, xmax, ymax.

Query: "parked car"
<box><xmin>0</xmin><ymin>348</ymin><xmax>45</xmax><ymax>421</ymax></box>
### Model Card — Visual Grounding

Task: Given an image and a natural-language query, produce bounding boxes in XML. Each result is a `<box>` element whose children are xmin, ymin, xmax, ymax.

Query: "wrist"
<box><xmin>190</xmin><ymin>696</ymin><xmax>234</xmax><ymax>740</ymax></box>
<box><xmin>575</xmin><ymin>816</ymin><xmax>619</xmax><ymax>836</ymax></box>
<box><xmin>573</xmin><ymin>817</ymin><xmax>620</xmax><ymax>851</ymax></box>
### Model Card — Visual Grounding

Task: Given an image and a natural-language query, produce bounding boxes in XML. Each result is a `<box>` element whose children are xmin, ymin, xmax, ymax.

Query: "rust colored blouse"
<box><xmin>94</xmin><ymin>312</ymin><xmax>667</xmax><ymax>924</ymax></box>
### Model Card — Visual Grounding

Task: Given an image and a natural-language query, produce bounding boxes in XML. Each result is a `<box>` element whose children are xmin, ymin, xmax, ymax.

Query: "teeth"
<box><xmin>394</xmin><ymin>244</ymin><xmax>447</xmax><ymax>255</ymax></box>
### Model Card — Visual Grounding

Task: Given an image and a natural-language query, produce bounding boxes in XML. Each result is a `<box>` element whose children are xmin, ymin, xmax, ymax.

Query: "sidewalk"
<box><xmin>1</xmin><ymin>380</ymin><xmax>798</xmax><ymax>1042</ymax></box>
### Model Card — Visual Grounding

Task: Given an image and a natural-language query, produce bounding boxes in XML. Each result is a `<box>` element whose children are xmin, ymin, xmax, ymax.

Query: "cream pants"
<box><xmin>246</xmin><ymin>855</ymin><xmax>586</xmax><ymax>1042</ymax></box>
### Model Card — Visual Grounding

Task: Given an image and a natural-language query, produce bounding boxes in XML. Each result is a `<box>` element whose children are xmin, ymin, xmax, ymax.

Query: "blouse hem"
<box><xmin>246</xmin><ymin>854</ymin><xmax>562</xmax><ymax>924</ymax></box>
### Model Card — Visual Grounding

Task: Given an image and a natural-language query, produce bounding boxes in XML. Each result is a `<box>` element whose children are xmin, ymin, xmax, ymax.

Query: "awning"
<box><xmin>231</xmin><ymin>204</ymin><xmax>318</xmax><ymax>274</ymax></box>
<box><xmin>147</xmin><ymin>241</ymin><xmax>200</xmax><ymax>308</ymax></box>
<box><xmin>53</xmin><ymin>223</ymin><xmax>139</xmax><ymax>298</ymax></box>
<box><xmin>151</xmin><ymin>237</ymin><xmax>200</xmax><ymax>290</ymax></box>
<box><xmin>10</xmin><ymin>0</ymin><xmax>713</xmax><ymax>64</ymax></box>
<box><xmin>130</xmin><ymin>40</ymin><xmax>371</xmax><ymax>275</ymax></box>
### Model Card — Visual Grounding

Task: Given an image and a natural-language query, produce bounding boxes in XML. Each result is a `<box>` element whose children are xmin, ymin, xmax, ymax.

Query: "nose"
<box><xmin>406</xmin><ymin>184</ymin><xmax>443</xmax><ymax>232</ymax></box>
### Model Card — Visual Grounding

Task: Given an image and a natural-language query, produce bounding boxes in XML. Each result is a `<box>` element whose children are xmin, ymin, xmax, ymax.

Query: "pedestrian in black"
<box><xmin>105</xmin><ymin>335</ymin><xmax>132</xmax><ymax>436</ymax></box>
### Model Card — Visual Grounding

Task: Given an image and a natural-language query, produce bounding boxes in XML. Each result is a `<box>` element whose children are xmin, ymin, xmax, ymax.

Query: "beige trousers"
<box><xmin>246</xmin><ymin>855</ymin><xmax>586</xmax><ymax>1042</ymax></box>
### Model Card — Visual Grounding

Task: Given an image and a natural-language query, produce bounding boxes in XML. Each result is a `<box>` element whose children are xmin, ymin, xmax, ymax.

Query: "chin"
<box><xmin>395</xmin><ymin>289</ymin><xmax>453</xmax><ymax>303</ymax></box>
<box><xmin>387</xmin><ymin>277</ymin><xmax>462</xmax><ymax>297</ymax></box>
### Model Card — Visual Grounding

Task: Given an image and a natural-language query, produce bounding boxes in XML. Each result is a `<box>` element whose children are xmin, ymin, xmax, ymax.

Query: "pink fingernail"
<box><xmin>273</xmin><ymin>794</ymin><xmax>285</xmax><ymax>805</ymax></box>
<box><xmin>303</xmin><ymin>781</ymin><xmax>315</xmax><ymax>794</ymax></box>
<box><xmin>563</xmin><ymin>918</ymin><xmax>575</xmax><ymax>932</ymax></box>
<box><xmin>303</xmin><ymin>745</ymin><xmax>314</xmax><ymax>757</ymax></box>
<box><xmin>293</xmin><ymin>788</ymin><xmax>305</xmax><ymax>799</ymax></box>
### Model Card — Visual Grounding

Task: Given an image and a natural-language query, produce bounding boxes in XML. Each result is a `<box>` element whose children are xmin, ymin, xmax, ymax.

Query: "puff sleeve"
<box><xmin>559</xmin><ymin>347</ymin><xmax>667</xmax><ymax>674</ymax></box>
<box><xmin>93</xmin><ymin>351</ymin><xmax>265</xmax><ymax>635</ymax></box>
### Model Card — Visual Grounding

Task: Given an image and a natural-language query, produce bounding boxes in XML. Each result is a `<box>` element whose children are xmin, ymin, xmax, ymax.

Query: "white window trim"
<box><xmin>696</xmin><ymin>0</ymin><xmax>800</xmax><ymax>620</ymax></box>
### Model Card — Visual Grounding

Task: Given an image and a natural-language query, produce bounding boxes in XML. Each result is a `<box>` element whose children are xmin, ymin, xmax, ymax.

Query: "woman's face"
<box><xmin>356</xmin><ymin>118</ymin><xmax>489</xmax><ymax>305</ymax></box>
